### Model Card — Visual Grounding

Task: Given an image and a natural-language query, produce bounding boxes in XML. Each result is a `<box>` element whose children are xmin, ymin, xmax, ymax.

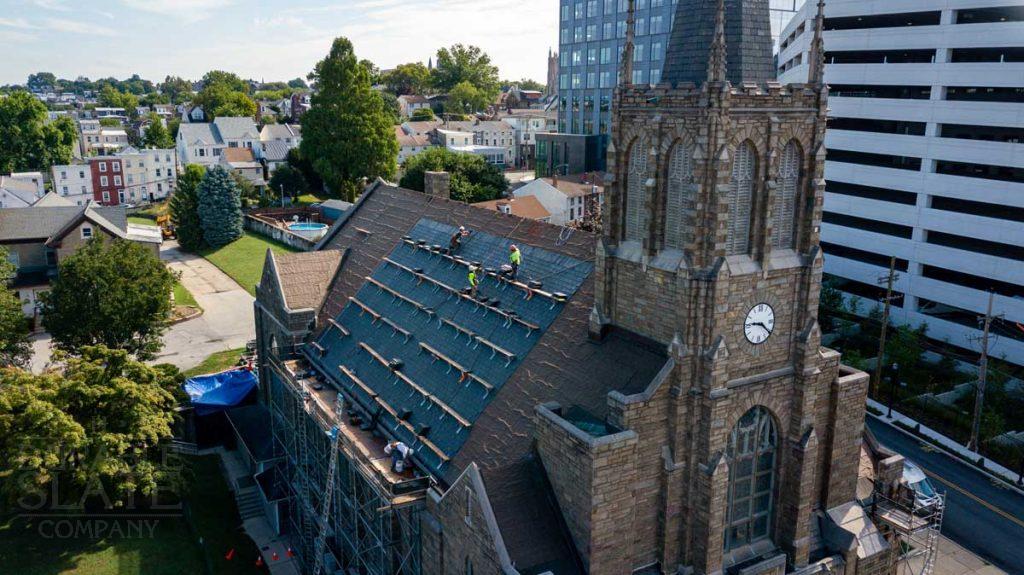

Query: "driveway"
<box><xmin>29</xmin><ymin>241</ymin><xmax>256</xmax><ymax>373</ymax></box>
<box><xmin>156</xmin><ymin>240</ymin><xmax>255</xmax><ymax>370</ymax></box>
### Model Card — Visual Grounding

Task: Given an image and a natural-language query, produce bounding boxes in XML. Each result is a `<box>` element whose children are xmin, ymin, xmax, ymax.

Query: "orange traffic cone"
<box><xmin>225</xmin><ymin>548</ymin><xmax>235</xmax><ymax>561</ymax></box>
<box><xmin>272</xmin><ymin>551</ymin><xmax>280</xmax><ymax>561</ymax></box>
<box><xmin>286</xmin><ymin>547</ymin><xmax>296</xmax><ymax>558</ymax></box>
<box><xmin>256</xmin><ymin>555</ymin><xmax>264</xmax><ymax>567</ymax></box>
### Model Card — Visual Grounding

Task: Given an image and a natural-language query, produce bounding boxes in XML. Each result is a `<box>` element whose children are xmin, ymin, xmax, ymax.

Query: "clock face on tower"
<box><xmin>744</xmin><ymin>303</ymin><xmax>775</xmax><ymax>345</ymax></box>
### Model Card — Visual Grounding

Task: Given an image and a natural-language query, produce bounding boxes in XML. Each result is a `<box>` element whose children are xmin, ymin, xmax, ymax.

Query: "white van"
<box><xmin>903</xmin><ymin>460</ymin><xmax>942</xmax><ymax>513</ymax></box>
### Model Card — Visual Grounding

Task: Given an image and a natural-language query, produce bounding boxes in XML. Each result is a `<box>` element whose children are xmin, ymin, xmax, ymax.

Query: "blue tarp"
<box><xmin>183</xmin><ymin>368</ymin><xmax>258</xmax><ymax>416</ymax></box>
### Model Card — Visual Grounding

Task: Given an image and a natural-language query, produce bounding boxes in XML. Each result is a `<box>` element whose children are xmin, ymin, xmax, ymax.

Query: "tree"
<box><xmin>288</xmin><ymin>77</ymin><xmax>308</xmax><ymax>89</ymax></box>
<box><xmin>0</xmin><ymin>91</ymin><xmax>77</xmax><ymax>173</ymax></box>
<box><xmin>399</xmin><ymin>147</ymin><xmax>507</xmax><ymax>203</ymax></box>
<box><xmin>411</xmin><ymin>107</ymin><xmax>436</xmax><ymax>121</ymax></box>
<box><xmin>0</xmin><ymin>346</ymin><xmax>180</xmax><ymax>508</ymax></box>
<box><xmin>169</xmin><ymin>164</ymin><xmax>206</xmax><ymax>252</ymax></box>
<box><xmin>193</xmin><ymin>84</ymin><xmax>256</xmax><ymax>120</ymax></box>
<box><xmin>504</xmin><ymin>78</ymin><xmax>546</xmax><ymax>92</ymax></box>
<box><xmin>447</xmin><ymin>81</ymin><xmax>489</xmax><ymax>114</ymax></box>
<box><xmin>98</xmin><ymin>86</ymin><xmax>139</xmax><ymax>118</ymax></box>
<box><xmin>286</xmin><ymin>147</ymin><xmax>323</xmax><ymax>194</ymax></box>
<box><xmin>143</xmin><ymin>114</ymin><xmax>174</xmax><ymax>148</ymax></box>
<box><xmin>380</xmin><ymin>92</ymin><xmax>401</xmax><ymax>125</ymax></box>
<box><xmin>432</xmin><ymin>44</ymin><xmax>499</xmax><ymax>100</ymax></box>
<box><xmin>42</xmin><ymin>239</ymin><xmax>175</xmax><ymax>360</ymax></box>
<box><xmin>383</xmin><ymin>62</ymin><xmax>431</xmax><ymax>95</ymax></box>
<box><xmin>0</xmin><ymin>248</ymin><xmax>30</xmax><ymax>368</ymax></box>
<box><xmin>201</xmin><ymin>70</ymin><xmax>249</xmax><ymax>93</ymax></box>
<box><xmin>269</xmin><ymin>164</ymin><xmax>308</xmax><ymax>200</ymax></box>
<box><xmin>301</xmin><ymin>37</ymin><xmax>398</xmax><ymax>201</ymax></box>
<box><xmin>27</xmin><ymin>72</ymin><xmax>57</xmax><ymax>92</ymax></box>
<box><xmin>197</xmin><ymin>166</ymin><xmax>243</xmax><ymax>248</ymax></box>
<box><xmin>167</xmin><ymin>117</ymin><xmax>182</xmax><ymax>140</ymax></box>
<box><xmin>159</xmin><ymin>75</ymin><xmax>193</xmax><ymax>104</ymax></box>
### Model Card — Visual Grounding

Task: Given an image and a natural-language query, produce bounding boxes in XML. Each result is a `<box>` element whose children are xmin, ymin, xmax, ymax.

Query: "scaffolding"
<box><xmin>868</xmin><ymin>483</ymin><xmax>945</xmax><ymax>575</ymax></box>
<box><xmin>268</xmin><ymin>353</ymin><xmax>428</xmax><ymax>575</ymax></box>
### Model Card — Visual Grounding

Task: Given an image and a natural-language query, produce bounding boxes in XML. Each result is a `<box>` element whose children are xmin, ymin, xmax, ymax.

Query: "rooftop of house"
<box><xmin>260</xmin><ymin>140</ymin><xmax>291</xmax><ymax>162</ymax></box>
<box><xmin>267</xmin><ymin>249</ymin><xmax>345</xmax><ymax>311</ymax></box>
<box><xmin>222</xmin><ymin>147</ymin><xmax>257</xmax><ymax>164</ymax></box>
<box><xmin>445</xmin><ymin>119</ymin><xmax>513</xmax><ymax>133</ymax></box>
<box><xmin>260</xmin><ymin>123</ymin><xmax>302</xmax><ymax>141</ymax></box>
<box><xmin>0</xmin><ymin>177</ymin><xmax>42</xmax><ymax>205</ymax></box>
<box><xmin>0</xmin><ymin>202</ymin><xmax>137</xmax><ymax>244</ymax></box>
<box><xmin>264</xmin><ymin>180</ymin><xmax>668</xmax><ymax>573</ymax></box>
<box><xmin>398</xmin><ymin>94</ymin><xmax>430</xmax><ymax>104</ymax></box>
<box><xmin>473</xmin><ymin>195</ymin><xmax>551</xmax><ymax>221</ymax></box>
<box><xmin>394</xmin><ymin>126</ymin><xmax>431</xmax><ymax>148</ymax></box>
<box><xmin>177</xmin><ymin>117</ymin><xmax>259</xmax><ymax>146</ymax></box>
<box><xmin>32</xmin><ymin>191</ymin><xmax>74</xmax><ymax>207</ymax></box>
<box><xmin>401</xmin><ymin>120</ymin><xmax>442</xmax><ymax>135</ymax></box>
<box><xmin>544</xmin><ymin>176</ymin><xmax>603</xmax><ymax>198</ymax></box>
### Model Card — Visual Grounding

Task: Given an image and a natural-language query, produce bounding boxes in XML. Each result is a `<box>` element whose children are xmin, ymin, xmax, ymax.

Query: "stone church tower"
<box><xmin>587</xmin><ymin>0</ymin><xmax>879</xmax><ymax>572</ymax></box>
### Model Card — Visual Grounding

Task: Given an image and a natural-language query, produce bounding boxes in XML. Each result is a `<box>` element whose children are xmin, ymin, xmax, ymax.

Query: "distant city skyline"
<box><xmin>0</xmin><ymin>0</ymin><xmax>557</xmax><ymax>86</ymax></box>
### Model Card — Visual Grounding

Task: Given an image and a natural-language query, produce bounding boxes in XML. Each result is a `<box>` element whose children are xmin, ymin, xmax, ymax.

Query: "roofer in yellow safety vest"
<box><xmin>508</xmin><ymin>245</ymin><xmax>522</xmax><ymax>280</ymax></box>
<box><xmin>468</xmin><ymin>266</ymin><xmax>480</xmax><ymax>298</ymax></box>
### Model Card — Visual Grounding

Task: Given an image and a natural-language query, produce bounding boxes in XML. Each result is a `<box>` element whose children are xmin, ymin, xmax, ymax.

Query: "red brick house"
<box><xmin>88</xmin><ymin>157</ymin><xmax>125</xmax><ymax>206</ymax></box>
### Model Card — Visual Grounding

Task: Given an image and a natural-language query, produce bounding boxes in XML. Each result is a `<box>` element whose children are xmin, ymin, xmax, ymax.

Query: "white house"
<box><xmin>395</xmin><ymin>126</ymin><xmax>432</xmax><ymax>165</ymax></box>
<box><xmin>176</xmin><ymin>116</ymin><xmax>260</xmax><ymax>167</ymax></box>
<box><xmin>0</xmin><ymin>175</ymin><xmax>44</xmax><ymax>208</ymax></box>
<box><xmin>397</xmin><ymin>94</ymin><xmax>431</xmax><ymax>118</ymax></box>
<box><xmin>50</xmin><ymin>164</ymin><xmax>94</xmax><ymax>205</ymax></box>
<box><xmin>512</xmin><ymin>176</ymin><xmax>602</xmax><ymax>226</ymax></box>
<box><xmin>446</xmin><ymin>120</ymin><xmax>517</xmax><ymax>166</ymax></box>
<box><xmin>118</xmin><ymin>147</ymin><xmax>177</xmax><ymax>203</ymax></box>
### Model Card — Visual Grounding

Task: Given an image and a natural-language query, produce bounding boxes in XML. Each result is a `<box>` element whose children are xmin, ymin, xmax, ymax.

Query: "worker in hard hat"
<box><xmin>508</xmin><ymin>245</ymin><xmax>522</xmax><ymax>280</ymax></box>
<box><xmin>468</xmin><ymin>265</ymin><xmax>480</xmax><ymax>298</ymax></box>
<box><xmin>449</xmin><ymin>226</ymin><xmax>470</xmax><ymax>254</ymax></box>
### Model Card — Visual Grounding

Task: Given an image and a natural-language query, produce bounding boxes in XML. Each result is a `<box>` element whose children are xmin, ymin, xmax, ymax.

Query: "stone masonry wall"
<box><xmin>423</xmin><ymin>468</ymin><xmax>504</xmax><ymax>575</ymax></box>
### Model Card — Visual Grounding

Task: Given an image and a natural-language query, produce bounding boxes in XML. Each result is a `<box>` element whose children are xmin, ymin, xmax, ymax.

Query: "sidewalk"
<box><xmin>910</xmin><ymin>535</ymin><xmax>1006</xmax><ymax>575</ymax></box>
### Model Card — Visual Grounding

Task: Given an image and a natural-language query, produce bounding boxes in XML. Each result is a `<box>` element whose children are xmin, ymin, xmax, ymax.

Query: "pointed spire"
<box><xmin>620</xmin><ymin>0</ymin><xmax>636</xmax><ymax>86</ymax></box>
<box><xmin>707</xmin><ymin>0</ymin><xmax>728</xmax><ymax>84</ymax></box>
<box><xmin>808</xmin><ymin>0</ymin><xmax>827</xmax><ymax>86</ymax></box>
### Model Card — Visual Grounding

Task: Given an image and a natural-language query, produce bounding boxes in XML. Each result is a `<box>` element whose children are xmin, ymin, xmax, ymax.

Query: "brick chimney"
<box><xmin>424</xmin><ymin>171</ymin><xmax>451</xmax><ymax>200</ymax></box>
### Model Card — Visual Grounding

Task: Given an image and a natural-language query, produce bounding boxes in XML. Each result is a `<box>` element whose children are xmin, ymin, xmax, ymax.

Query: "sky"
<box><xmin>0</xmin><ymin>0</ymin><xmax>558</xmax><ymax>86</ymax></box>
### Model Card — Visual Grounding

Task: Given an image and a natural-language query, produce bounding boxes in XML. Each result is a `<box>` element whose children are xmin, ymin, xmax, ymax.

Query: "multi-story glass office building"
<box><xmin>556</xmin><ymin>0</ymin><xmax>801</xmax><ymax>137</ymax></box>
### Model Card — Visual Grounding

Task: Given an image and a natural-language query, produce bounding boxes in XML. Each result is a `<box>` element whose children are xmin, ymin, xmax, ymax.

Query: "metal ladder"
<box><xmin>920</xmin><ymin>497</ymin><xmax>945</xmax><ymax>575</ymax></box>
<box><xmin>311</xmin><ymin>398</ymin><xmax>343</xmax><ymax>575</ymax></box>
<box><xmin>294</xmin><ymin>380</ymin><xmax>315</xmax><ymax>566</ymax></box>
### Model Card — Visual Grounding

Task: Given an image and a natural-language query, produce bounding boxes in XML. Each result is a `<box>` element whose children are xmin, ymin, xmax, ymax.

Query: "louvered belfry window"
<box><xmin>773</xmin><ymin>141</ymin><xmax>801</xmax><ymax>250</ymax></box>
<box><xmin>664</xmin><ymin>142</ymin><xmax>696</xmax><ymax>250</ymax></box>
<box><xmin>727</xmin><ymin>142</ymin><xmax>756</xmax><ymax>255</ymax></box>
<box><xmin>625</xmin><ymin>138</ymin><xmax>649</xmax><ymax>242</ymax></box>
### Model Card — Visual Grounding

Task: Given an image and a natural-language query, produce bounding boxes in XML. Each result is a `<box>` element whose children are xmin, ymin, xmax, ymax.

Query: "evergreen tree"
<box><xmin>169</xmin><ymin>164</ymin><xmax>206</xmax><ymax>252</ymax></box>
<box><xmin>300</xmin><ymin>37</ymin><xmax>398</xmax><ymax>201</ymax></box>
<box><xmin>197</xmin><ymin>166</ymin><xmax>243</xmax><ymax>248</ymax></box>
<box><xmin>41</xmin><ymin>239</ymin><xmax>175</xmax><ymax>360</ymax></box>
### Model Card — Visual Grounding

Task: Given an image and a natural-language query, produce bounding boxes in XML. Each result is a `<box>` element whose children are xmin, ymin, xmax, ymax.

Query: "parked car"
<box><xmin>903</xmin><ymin>460</ymin><xmax>942</xmax><ymax>513</ymax></box>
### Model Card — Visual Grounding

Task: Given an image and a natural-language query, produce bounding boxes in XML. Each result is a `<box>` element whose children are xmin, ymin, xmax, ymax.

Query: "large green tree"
<box><xmin>201</xmin><ymin>70</ymin><xmax>249</xmax><ymax>93</ymax></box>
<box><xmin>26</xmin><ymin>72</ymin><xmax>57</xmax><ymax>92</ymax></box>
<box><xmin>447</xmin><ymin>81</ymin><xmax>490</xmax><ymax>114</ymax></box>
<box><xmin>42</xmin><ymin>239</ymin><xmax>175</xmax><ymax>360</ymax></box>
<box><xmin>269</xmin><ymin>164</ymin><xmax>308</xmax><ymax>200</ymax></box>
<box><xmin>383</xmin><ymin>62</ymin><xmax>431</xmax><ymax>95</ymax></box>
<box><xmin>193</xmin><ymin>84</ymin><xmax>257</xmax><ymax>119</ymax></box>
<box><xmin>159</xmin><ymin>75</ymin><xmax>193</xmax><ymax>104</ymax></box>
<box><xmin>99</xmin><ymin>85</ymin><xmax>140</xmax><ymax>116</ymax></box>
<box><xmin>169</xmin><ymin>164</ymin><xmax>206</xmax><ymax>251</ymax></box>
<box><xmin>432</xmin><ymin>44</ymin><xmax>499</xmax><ymax>100</ymax></box>
<box><xmin>0</xmin><ymin>346</ymin><xmax>180</xmax><ymax>507</ymax></box>
<box><xmin>143</xmin><ymin>113</ymin><xmax>174</xmax><ymax>148</ymax></box>
<box><xmin>0</xmin><ymin>91</ymin><xmax>77</xmax><ymax>173</ymax></box>
<box><xmin>399</xmin><ymin>147</ymin><xmax>507</xmax><ymax>203</ymax></box>
<box><xmin>197</xmin><ymin>166</ymin><xmax>243</xmax><ymax>248</ymax></box>
<box><xmin>0</xmin><ymin>248</ymin><xmax>30</xmax><ymax>368</ymax></box>
<box><xmin>301</xmin><ymin>37</ymin><xmax>398</xmax><ymax>201</ymax></box>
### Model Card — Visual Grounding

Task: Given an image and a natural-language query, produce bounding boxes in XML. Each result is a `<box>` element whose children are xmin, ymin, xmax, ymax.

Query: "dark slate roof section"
<box><xmin>662</xmin><ymin>0</ymin><xmax>776</xmax><ymax>87</ymax></box>
<box><xmin>0</xmin><ymin>204</ymin><xmax>127</xmax><ymax>242</ymax></box>
<box><xmin>307</xmin><ymin>220</ymin><xmax>591</xmax><ymax>475</ymax></box>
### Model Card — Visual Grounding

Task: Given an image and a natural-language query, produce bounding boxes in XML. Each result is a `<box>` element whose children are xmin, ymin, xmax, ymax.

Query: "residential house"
<box><xmin>93</xmin><ymin>107</ymin><xmax>127</xmax><ymax>120</ymax></box>
<box><xmin>437</xmin><ymin>127</ymin><xmax>506</xmax><ymax>166</ymax></box>
<box><xmin>0</xmin><ymin>174</ymin><xmax>44</xmax><ymax>208</ymax></box>
<box><xmin>0</xmin><ymin>200</ymin><xmax>161</xmax><ymax>318</ymax></box>
<box><xmin>152</xmin><ymin>104</ymin><xmax>175</xmax><ymax>118</ymax></box>
<box><xmin>50</xmin><ymin>164</ymin><xmax>95</xmax><ymax>205</ymax></box>
<box><xmin>118</xmin><ymin>147</ymin><xmax>177</xmax><ymax>203</ymax></box>
<box><xmin>220</xmin><ymin>148</ymin><xmax>266</xmax><ymax>189</ymax></box>
<box><xmin>183</xmin><ymin>105</ymin><xmax>206</xmax><ymax>123</ymax></box>
<box><xmin>88</xmin><ymin>157</ymin><xmax>125</xmax><ymax>205</ymax></box>
<box><xmin>260</xmin><ymin>123</ymin><xmax>302</xmax><ymax>148</ymax></box>
<box><xmin>498</xmin><ymin>110</ymin><xmax>557</xmax><ymax>169</ymax></box>
<box><xmin>512</xmin><ymin>174</ymin><xmax>603</xmax><ymax>226</ymax></box>
<box><xmin>445</xmin><ymin>119</ymin><xmax>517</xmax><ymax>166</ymax></box>
<box><xmin>473</xmin><ymin>194</ymin><xmax>551</xmax><ymax>222</ymax></box>
<box><xmin>401</xmin><ymin>120</ymin><xmax>441</xmax><ymax>137</ymax></box>
<box><xmin>397</xmin><ymin>94</ymin><xmax>431</xmax><ymax>118</ymax></box>
<box><xmin>394</xmin><ymin>126</ymin><xmax>431</xmax><ymax>166</ymax></box>
<box><xmin>289</xmin><ymin>93</ymin><xmax>311</xmax><ymax>120</ymax></box>
<box><xmin>176</xmin><ymin>116</ymin><xmax>260</xmax><ymax>167</ymax></box>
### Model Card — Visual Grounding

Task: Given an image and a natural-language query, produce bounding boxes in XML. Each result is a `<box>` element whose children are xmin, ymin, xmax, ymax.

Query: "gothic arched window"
<box><xmin>727</xmin><ymin>142</ymin><xmax>756</xmax><ymax>255</ymax></box>
<box><xmin>724</xmin><ymin>406</ymin><xmax>777</xmax><ymax>552</ymax></box>
<box><xmin>625</xmin><ymin>138</ymin><xmax>648</xmax><ymax>242</ymax></box>
<box><xmin>664</xmin><ymin>141</ymin><xmax>696</xmax><ymax>250</ymax></box>
<box><xmin>772</xmin><ymin>141</ymin><xmax>801</xmax><ymax>250</ymax></box>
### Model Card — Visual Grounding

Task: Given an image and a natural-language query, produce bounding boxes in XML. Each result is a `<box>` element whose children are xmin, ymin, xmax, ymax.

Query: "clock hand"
<box><xmin>746</xmin><ymin>321</ymin><xmax>769</xmax><ymax>330</ymax></box>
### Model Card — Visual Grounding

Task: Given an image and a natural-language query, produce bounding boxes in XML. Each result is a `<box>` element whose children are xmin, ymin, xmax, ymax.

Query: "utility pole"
<box><xmin>872</xmin><ymin>256</ymin><xmax>898</xmax><ymax>399</ymax></box>
<box><xmin>968</xmin><ymin>291</ymin><xmax>995</xmax><ymax>452</ymax></box>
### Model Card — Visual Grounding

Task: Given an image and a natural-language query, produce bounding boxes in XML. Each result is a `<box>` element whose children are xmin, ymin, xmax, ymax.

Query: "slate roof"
<box><xmin>662</xmin><ymin>0</ymin><xmax>776</xmax><ymax>87</ymax></box>
<box><xmin>212</xmin><ymin>116</ymin><xmax>260</xmax><ymax>140</ymax></box>
<box><xmin>260</xmin><ymin>123</ymin><xmax>301</xmax><ymax>141</ymax></box>
<box><xmin>177</xmin><ymin>122</ymin><xmax>218</xmax><ymax>145</ymax></box>
<box><xmin>0</xmin><ymin>177</ymin><xmax>41</xmax><ymax>206</ymax></box>
<box><xmin>271</xmin><ymin>249</ymin><xmax>345</xmax><ymax>311</ymax></box>
<box><xmin>284</xmin><ymin>181</ymin><xmax>666</xmax><ymax>572</ymax></box>
<box><xmin>261</xmin><ymin>141</ymin><xmax>291</xmax><ymax>162</ymax></box>
<box><xmin>0</xmin><ymin>204</ymin><xmax>128</xmax><ymax>242</ymax></box>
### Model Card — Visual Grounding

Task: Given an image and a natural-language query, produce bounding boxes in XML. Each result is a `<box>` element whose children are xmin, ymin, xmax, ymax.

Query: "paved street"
<box><xmin>155</xmin><ymin>240</ymin><xmax>255</xmax><ymax>369</ymax></box>
<box><xmin>868</xmin><ymin>418</ymin><xmax>1024</xmax><ymax>575</ymax></box>
<box><xmin>29</xmin><ymin>241</ymin><xmax>255</xmax><ymax>373</ymax></box>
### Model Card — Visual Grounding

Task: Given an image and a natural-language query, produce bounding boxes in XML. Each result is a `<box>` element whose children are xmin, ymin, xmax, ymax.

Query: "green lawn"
<box><xmin>128</xmin><ymin>216</ymin><xmax>157</xmax><ymax>226</ymax></box>
<box><xmin>295</xmin><ymin>192</ymin><xmax>328</xmax><ymax>205</ymax></box>
<box><xmin>199</xmin><ymin>231</ymin><xmax>298</xmax><ymax>296</ymax></box>
<box><xmin>0</xmin><ymin>455</ymin><xmax>265</xmax><ymax>575</ymax></box>
<box><xmin>183</xmin><ymin>348</ymin><xmax>246</xmax><ymax>378</ymax></box>
<box><xmin>172</xmin><ymin>280</ymin><xmax>200</xmax><ymax>310</ymax></box>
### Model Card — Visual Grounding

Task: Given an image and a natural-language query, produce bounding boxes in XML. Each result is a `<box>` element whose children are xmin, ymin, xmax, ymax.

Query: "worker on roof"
<box><xmin>468</xmin><ymin>265</ymin><xmax>480</xmax><ymax>298</ymax></box>
<box><xmin>508</xmin><ymin>244</ymin><xmax>522</xmax><ymax>280</ymax></box>
<box><xmin>449</xmin><ymin>226</ymin><xmax>470</xmax><ymax>254</ymax></box>
<box><xmin>384</xmin><ymin>441</ymin><xmax>412</xmax><ymax>473</ymax></box>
